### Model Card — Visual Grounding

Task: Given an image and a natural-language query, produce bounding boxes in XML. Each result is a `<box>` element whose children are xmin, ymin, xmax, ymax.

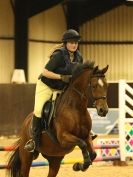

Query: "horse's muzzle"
<box><xmin>97</xmin><ymin>106</ymin><xmax>108</xmax><ymax>117</ymax></box>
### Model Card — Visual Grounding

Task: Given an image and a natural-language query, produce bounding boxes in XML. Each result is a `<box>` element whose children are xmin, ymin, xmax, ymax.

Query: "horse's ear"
<box><xmin>102</xmin><ymin>65</ymin><xmax>109</xmax><ymax>74</ymax></box>
<box><xmin>93</xmin><ymin>66</ymin><xmax>98</xmax><ymax>74</ymax></box>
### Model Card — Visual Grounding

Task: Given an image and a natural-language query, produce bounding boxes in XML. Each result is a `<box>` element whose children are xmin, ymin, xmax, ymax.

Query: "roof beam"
<box><xmin>64</xmin><ymin>0</ymin><xmax>125</xmax><ymax>30</ymax></box>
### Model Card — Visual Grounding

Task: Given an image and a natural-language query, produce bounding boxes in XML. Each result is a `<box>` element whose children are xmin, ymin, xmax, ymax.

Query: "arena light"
<box><xmin>125</xmin><ymin>0</ymin><xmax>133</xmax><ymax>6</ymax></box>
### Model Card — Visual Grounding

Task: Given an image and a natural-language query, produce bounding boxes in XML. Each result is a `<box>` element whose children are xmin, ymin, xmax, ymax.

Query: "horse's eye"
<box><xmin>92</xmin><ymin>85</ymin><xmax>97</xmax><ymax>89</ymax></box>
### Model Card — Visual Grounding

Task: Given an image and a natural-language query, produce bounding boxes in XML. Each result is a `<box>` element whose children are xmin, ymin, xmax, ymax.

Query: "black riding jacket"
<box><xmin>40</xmin><ymin>47</ymin><xmax>83</xmax><ymax>90</ymax></box>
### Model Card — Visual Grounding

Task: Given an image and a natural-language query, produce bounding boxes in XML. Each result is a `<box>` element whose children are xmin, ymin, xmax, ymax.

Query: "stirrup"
<box><xmin>24</xmin><ymin>139</ymin><xmax>35</xmax><ymax>152</ymax></box>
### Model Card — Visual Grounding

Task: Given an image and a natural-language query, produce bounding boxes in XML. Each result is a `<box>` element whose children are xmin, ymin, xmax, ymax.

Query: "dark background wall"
<box><xmin>0</xmin><ymin>83</ymin><xmax>120</xmax><ymax>136</ymax></box>
<box><xmin>0</xmin><ymin>84</ymin><xmax>35</xmax><ymax>135</ymax></box>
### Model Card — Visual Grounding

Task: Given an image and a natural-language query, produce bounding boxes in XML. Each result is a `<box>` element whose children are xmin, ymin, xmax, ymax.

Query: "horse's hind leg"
<box><xmin>42</xmin><ymin>155</ymin><xmax>64</xmax><ymax>177</ymax></box>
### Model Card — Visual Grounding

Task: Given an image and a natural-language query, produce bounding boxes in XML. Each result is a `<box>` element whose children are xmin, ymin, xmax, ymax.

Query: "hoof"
<box><xmin>73</xmin><ymin>162</ymin><xmax>90</xmax><ymax>171</ymax></box>
<box><xmin>90</xmin><ymin>151</ymin><xmax>97</xmax><ymax>161</ymax></box>
<box><xmin>73</xmin><ymin>163</ymin><xmax>81</xmax><ymax>171</ymax></box>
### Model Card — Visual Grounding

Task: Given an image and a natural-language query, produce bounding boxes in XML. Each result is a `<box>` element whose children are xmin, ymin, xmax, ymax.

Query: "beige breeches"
<box><xmin>34</xmin><ymin>79</ymin><xmax>60</xmax><ymax>117</ymax></box>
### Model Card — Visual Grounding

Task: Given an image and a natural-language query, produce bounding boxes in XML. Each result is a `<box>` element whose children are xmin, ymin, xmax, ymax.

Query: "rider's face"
<box><xmin>66</xmin><ymin>41</ymin><xmax>78</xmax><ymax>52</ymax></box>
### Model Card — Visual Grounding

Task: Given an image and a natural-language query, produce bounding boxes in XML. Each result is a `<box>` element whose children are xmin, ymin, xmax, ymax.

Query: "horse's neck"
<box><xmin>68</xmin><ymin>70</ymin><xmax>91</xmax><ymax>107</ymax></box>
<box><xmin>72</xmin><ymin>70</ymin><xmax>91</xmax><ymax>92</ymax></box>
<box><xmin>56</xmin><ymin>70</ymin><xmax>91</xmax><ymax>113</ymax></box>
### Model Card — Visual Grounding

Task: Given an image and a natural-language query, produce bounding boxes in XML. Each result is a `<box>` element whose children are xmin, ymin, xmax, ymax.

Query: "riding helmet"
<box><xmin>62</xmin><ymin>29</ymin><xmax>81</xmax><ymax>42</ymax></box>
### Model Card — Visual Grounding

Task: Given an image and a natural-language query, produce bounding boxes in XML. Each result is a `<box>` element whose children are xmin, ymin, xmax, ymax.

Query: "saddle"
<box><xmin>41</xmin><ymin>91</ymin><xmax>61</xmax><ymax>131</ymax></box>
<box><xmin>28</xmin><ymin>93</ymin><xmax>58</xmax><ymax>145</ymax></box>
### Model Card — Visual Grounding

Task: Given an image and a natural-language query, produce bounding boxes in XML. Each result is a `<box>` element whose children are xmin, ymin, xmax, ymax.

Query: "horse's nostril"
<box><xmin>99</xmin><ymin>108</ymin><xmax>104</xmax><ymax>113</ymax></box>
<box><xmin>98</xmin><ymin>108</ymin><xmax>108</xmax><ymax>117</ymax></box>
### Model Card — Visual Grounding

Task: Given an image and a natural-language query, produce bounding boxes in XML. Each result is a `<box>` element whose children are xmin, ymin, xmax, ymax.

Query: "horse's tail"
<box><xmin>7</xmin><ymin>139</ymin><xmax>21</xmax><ymax>177</ymax></box>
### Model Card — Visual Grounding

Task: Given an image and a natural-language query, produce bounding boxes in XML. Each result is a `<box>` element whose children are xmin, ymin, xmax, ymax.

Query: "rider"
<box><xmin>24</xmin><ymin>29</ymin><xmax>83</xmax><ymax>152</ymax></box>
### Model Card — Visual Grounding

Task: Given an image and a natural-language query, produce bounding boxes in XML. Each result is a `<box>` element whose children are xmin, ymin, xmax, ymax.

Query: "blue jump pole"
<box><xmin>0</xmin><ymin>155</ymin><xmax>120</xmax><ymax>169</ymax></box>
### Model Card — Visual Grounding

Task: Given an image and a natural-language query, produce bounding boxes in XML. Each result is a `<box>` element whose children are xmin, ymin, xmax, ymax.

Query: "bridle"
<box><xmin>72</xmin><ymin>74</ymin><xmax>107</xmax><ymax>106</ymax></box>
<box><xmin>90</xmin><ymin>74</ymin><xmax>107</xmax><ymax>107</ymax></box>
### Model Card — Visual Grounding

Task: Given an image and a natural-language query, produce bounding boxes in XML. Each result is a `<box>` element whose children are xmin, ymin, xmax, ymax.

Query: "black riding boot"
<box><xmin>24</xmin><ymin>116</ymin><xmax>42</xmax><ymax>152</ymax></box>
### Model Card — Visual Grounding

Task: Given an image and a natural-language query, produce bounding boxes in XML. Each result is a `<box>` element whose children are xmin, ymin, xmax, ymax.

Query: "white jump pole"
<box><xmin>119</xmin><ymin>80</ymin><xmax>126</xmax><ymax>161</ymax></box>
<box><xmin>119</xmin><ymin>80</ymin><xmax>133</xmax><ymax>161</ymax></box>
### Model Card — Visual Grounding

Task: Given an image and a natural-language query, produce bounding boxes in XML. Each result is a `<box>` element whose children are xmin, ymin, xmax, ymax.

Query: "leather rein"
<box><xmin>72</xmin><ymin>74</ymin><xmax>107</xmax><ymax>104</ymax></box>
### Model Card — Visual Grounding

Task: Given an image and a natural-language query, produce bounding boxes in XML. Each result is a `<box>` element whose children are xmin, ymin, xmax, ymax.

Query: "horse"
<box><xmin>7</xmin><ymin>61</ymin><xmax>108</xmax><ymax>177</ymax></box>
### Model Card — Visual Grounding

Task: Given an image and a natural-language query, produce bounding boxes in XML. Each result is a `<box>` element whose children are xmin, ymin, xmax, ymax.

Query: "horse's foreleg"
<box><xmin>85</xmin><ymin>136</ymin><xmax>97</xmax><ymax>162</ymax></box>
<box><xmin>58</xmin><ymin>133</ymin><xmax>91</xmax><ymax>171</ymax></box>
<box><xmin>44</xmin><ymin>155</ymin><xmax>64</xmax><ymax>177</ymax></box>
<box><xmin>73</xmin><ymin>138</ymin><xmax>92</xmax><ymax>171</ymax></box>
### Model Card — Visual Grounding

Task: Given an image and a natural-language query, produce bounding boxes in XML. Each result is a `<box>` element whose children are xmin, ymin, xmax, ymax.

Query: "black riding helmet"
<box><xmin>62</xmin><ymin>29</ymin><xmax>81</xmax><ymax>42</ymax></box>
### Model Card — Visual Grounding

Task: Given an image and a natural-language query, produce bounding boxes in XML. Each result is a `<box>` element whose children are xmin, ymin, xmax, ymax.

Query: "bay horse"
<box><xmin>7</xmin><ymin>61</ymin><xmax>108</xmax><ymax>177</ymax></box>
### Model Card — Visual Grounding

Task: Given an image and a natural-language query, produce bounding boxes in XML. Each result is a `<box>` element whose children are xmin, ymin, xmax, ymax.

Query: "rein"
<box><xmin>72</xmin><ymin>86</ymin><xmax>87</xmax><ymax>100</ymax></box>
<box><xmin>72</xmin><ymin>74</ymin><xmax>107</xmax><ymax>104</ymax></box>
<box><xmin>72</xmin><ymin>85</ymin><xmax>106</xmax><ymax>102</ymax></box>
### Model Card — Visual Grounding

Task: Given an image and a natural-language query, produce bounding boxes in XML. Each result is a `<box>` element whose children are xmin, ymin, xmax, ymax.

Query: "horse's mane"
<box><xmin>56</xmin><ymin>61</ymin><xmax>95</xmax><ymax>116</ymax></box>
<box><xmin>72</xmin><ymin>60</ymin><xmax>95</xmax><ymax>80</ymax></box>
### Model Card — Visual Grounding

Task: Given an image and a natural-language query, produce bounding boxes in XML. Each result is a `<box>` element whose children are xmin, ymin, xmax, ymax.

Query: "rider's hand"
<box><xmin>60</xmin><ymin>75</ymin><xmax>72</xmax><ymax>83</ymax></box>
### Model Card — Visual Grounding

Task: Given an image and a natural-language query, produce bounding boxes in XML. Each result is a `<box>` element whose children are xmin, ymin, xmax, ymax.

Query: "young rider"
<box><xmin>24</xmin><ymin>29</ymin><xmax>83</xmax><ymax>152</ymax></box>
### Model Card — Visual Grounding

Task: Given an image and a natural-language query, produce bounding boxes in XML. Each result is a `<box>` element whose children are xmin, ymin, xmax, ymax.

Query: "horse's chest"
<box><xmin>72</xmin><ymin>117</ymin><xmax>91</xmax><ymax>138</ymax></box>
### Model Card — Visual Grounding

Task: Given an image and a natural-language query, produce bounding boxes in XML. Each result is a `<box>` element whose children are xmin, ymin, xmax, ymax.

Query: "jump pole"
<box><xmin>0</xmin><ymin>144</ymin><xmax>119</xmax><ymax>151</ymax></box>
<box><xmin>0</xmin><ymin>155</ymin><xmax>120</xmax><ymax>169</ymax></box>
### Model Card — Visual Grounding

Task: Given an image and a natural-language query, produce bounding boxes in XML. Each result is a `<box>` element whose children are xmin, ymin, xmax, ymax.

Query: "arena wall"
<box><xmin>0</xmin><ymin>82</ymin><xmax>123</xmax><ymax>136</ymax></box>
<box><xmin>0</xmin><ymin>2</ymin><xmax>133</xmax><ymax>83</ymax></box>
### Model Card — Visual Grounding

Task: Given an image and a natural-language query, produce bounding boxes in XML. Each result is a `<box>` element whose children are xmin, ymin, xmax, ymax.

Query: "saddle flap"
<box><xmin>41</xmin><ymin>99</ymin><xmax>53</xmax><ymax>129</ymax></box>
<box><xmin>41</xmin><ymin>91</ymin><xmax>61</xmax><ymax>129</ymax></box>
<box><xmin>42</xmin><ymin>100</ymin><xmax>52</xmax><ymax>121</ymax></box>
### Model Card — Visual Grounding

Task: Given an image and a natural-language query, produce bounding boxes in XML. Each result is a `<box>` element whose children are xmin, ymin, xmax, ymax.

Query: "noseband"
<box><xmin>94</xmin><ymin>95</ymin><xmax>106</xmax><ymax>101</ymax></box>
